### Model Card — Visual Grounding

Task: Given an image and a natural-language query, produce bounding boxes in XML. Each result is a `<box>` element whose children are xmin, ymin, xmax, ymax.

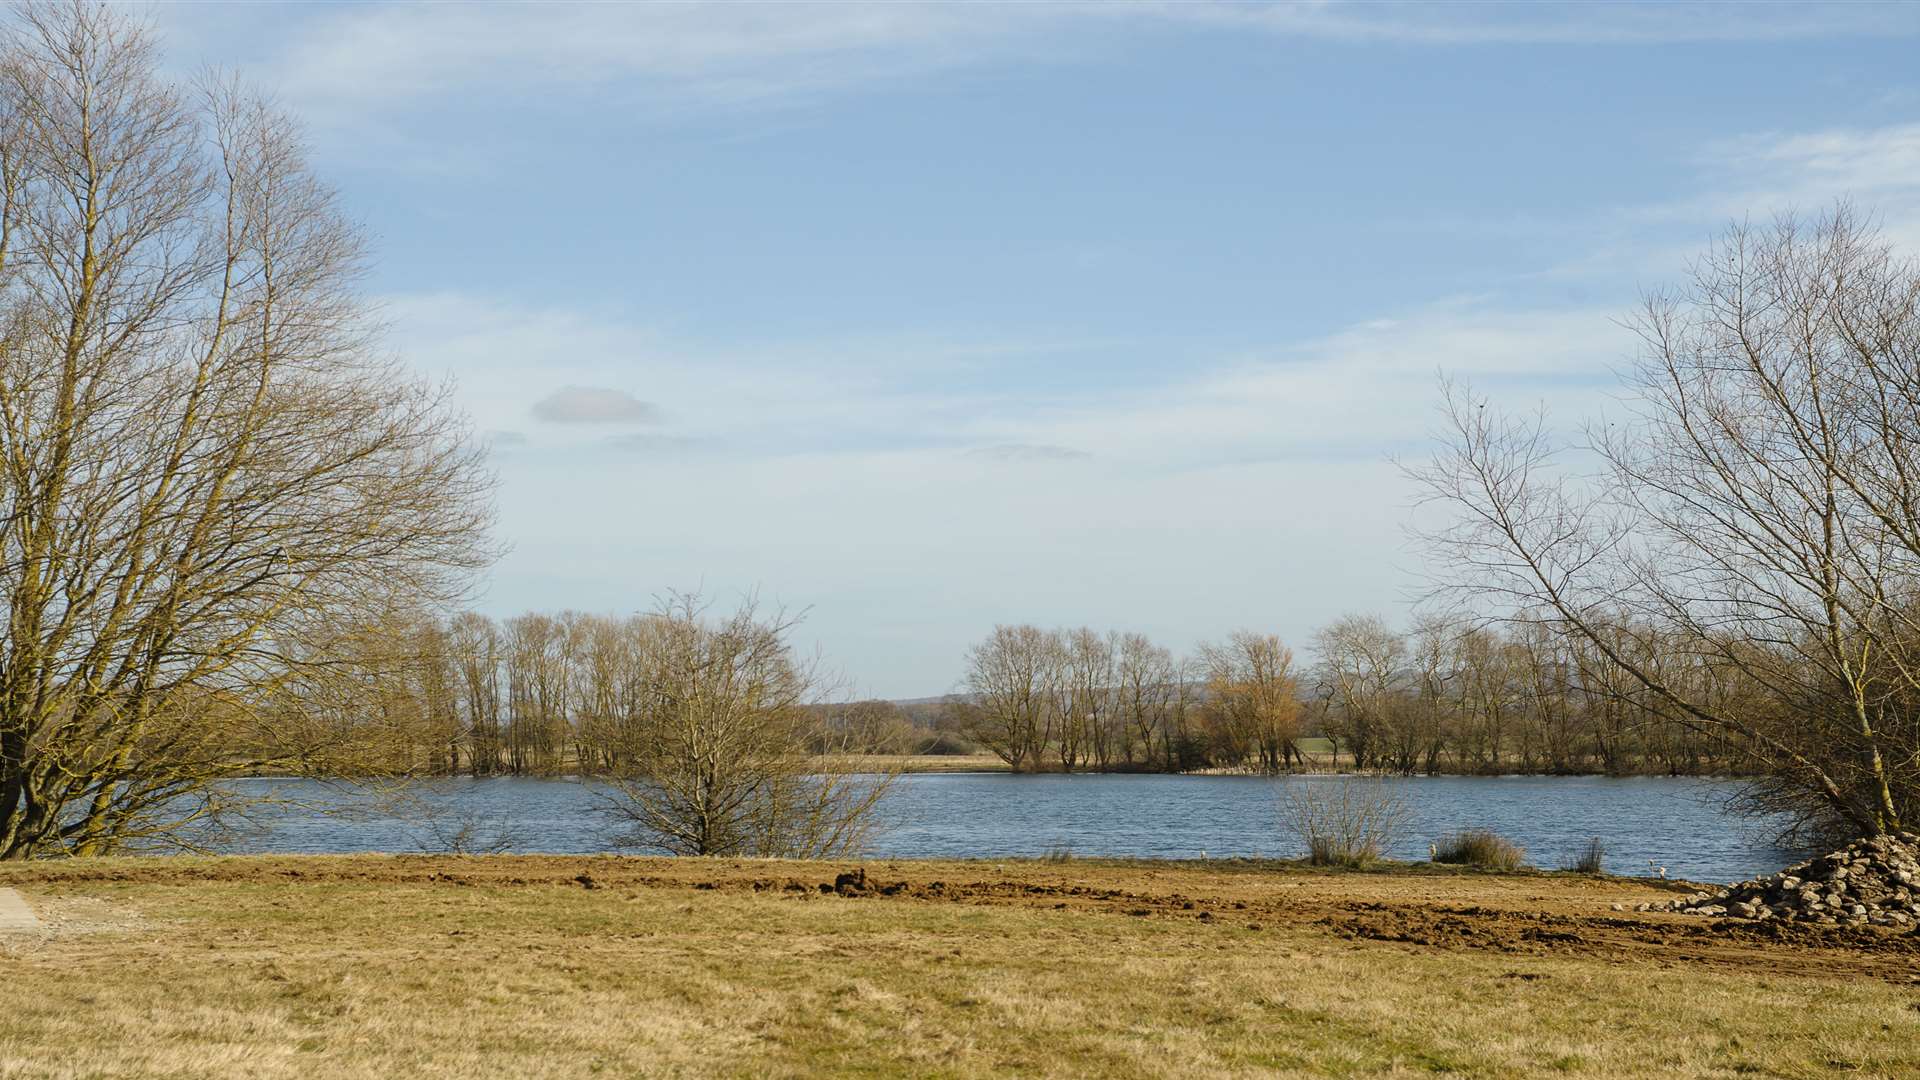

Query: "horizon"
<box><xmin>155</xmin><ymin>0</ymin><xmax>1920</xmax><ymax>698</ymax></box>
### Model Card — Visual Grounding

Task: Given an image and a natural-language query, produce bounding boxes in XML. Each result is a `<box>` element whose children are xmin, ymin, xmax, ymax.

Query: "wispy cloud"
<box><xmin>177</xmin><ymin>1</ymin><xmax>1919</xmax><ymax>130</ymax></box>
<box><xmin>400</xmin><ymin>287</ymin><xmax>1625</xmax><ymax>477</ymax></box>
<box><xmin>531</xmin><ymin>386</ymin><xmax>661</xmax><ymax>425</ymax></box>
<box><xmin>1157</xmin><ymin>1</ymin><xmax>1916</xmax><ymax>46</ymax></box>
<box><xmin>243</xmin><ymin>2</ymin><xmax>1060</xmax><ymax>119</ymax></box>
<box><xmin>956</xmin><ymin>301</ymin><xmax>1629</xmax><ymax>471</ymax></box>
<box><xmin>385</xmin><ymin>291</ymin><xmax>1079</xmax><ymax>459</ymax></box>
<box><xmin>395</xmin><ymin>106</ymin><xmax>1920</xmax><ymax>480</ymax></box>
<box><xmin>1707</xmin><ymin>124</ymin><xmax>1920</xmax><ymax>222</ymax></box>
<box><xmin>963</xmin><ymin>443</ymin><xmax>1092</xmax><ymax>463</ymax></box>
<box><xmin>607</xmin><ymin>432</ymin><xmax>704</xmax><ymax>456</ymax></box>
<box><xmin>1611</xmin><ymin>121</ymin><xmax>1920</xmax><ymax>259</ymax></box>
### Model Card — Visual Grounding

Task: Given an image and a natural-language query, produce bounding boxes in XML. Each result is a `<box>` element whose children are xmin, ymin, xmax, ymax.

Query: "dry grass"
<box><xmin>1433</xmin><ymin>829</ymin><xmax>1529</xmax><ymax>871</ymax></box>
<box><xmin>1563</xmin><ymin>836</ymin><xmax>1609</xmax><ymax>875</ymax></box>
<box><xmin>0</xmin><ymin>856</ymin><xmax>1915</xmax><ymax>1078</ymax></box>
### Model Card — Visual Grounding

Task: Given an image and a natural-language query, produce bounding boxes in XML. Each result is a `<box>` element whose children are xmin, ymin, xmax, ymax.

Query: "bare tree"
<box><xmin>1199</xmin><ymin>631</ymin><xmax>1303</xmax><ymax>774</ymax></box>
<box><xmin>820</xmin><ymin>699</ymin><xmax>916</xmax><ymax>755</ymax></box>
<box><xmin>1059</xmin><ymin>627</ymin><xmax>1112</xmax><ymax>772</ymax></box>
<box><xmin>1312</xmin><ymin>615</ymin><xmax>1405</xmax><ymax>770</ymax></box>
<box><xmin>603</xmin><ymin>595</ymin><xmax>892</xmax><ymax>857</ymax></box>
<box><xmin>1399</xmin><ymin>615</ymin><xmax>1459</xmax><ymax>775</ymax></box>
<box><xmin>448</xmin><ymin>613</ymin><xmax>506</xmax><ymax>776</ymax></box>
<box><xmin>1113</xmin><ymin>631</ymin><xmax>1175</xmax><ymax>769</ymax></box>
<box><xmin>961</xmin><ymin>625</ymin><xmax>1057</xmax><ymax>772</ymax></box>
<box><xmin>1408</xmin><ymin>205</ymin><xmax>1920</xmax><ymax>838</ymax></box>
<box><xmin>0</xmin><ymin>3</ymin><xmax>495</xmax><ymax>858</ymax></box>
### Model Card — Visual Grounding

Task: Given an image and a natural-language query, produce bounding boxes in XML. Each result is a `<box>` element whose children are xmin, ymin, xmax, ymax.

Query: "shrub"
<box><xmin>1560</xmin><ymin>837</ymin><xmax>1607</xmax><ymax>875</ymax></box>
<box><xmin>916</xmin><ymin>731</ymin><xmax>980</xmax><ymax>756</ymax></box>
<box><xmin>1432</xmin><ymin>829</ymin><xmax>1528</xmax><ymax>871</ymax></box>
<box><xmin>1280</xmin><ymin>777</ymin><xmax>1410</xmax><ymax>868</ymax></box>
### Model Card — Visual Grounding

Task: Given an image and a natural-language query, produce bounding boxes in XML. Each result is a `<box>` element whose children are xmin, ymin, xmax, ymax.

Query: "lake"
<box><xmin>207</xmin><ymin>773</ymin><xmax>1802</xmax><ymax>884</ymax></box>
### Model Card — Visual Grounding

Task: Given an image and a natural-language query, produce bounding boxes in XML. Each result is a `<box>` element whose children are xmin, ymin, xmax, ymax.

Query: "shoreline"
<box><xmin>231</xmin><ymin>758</ymin><xmax>1763</xmax><ymax>780</ymax></box>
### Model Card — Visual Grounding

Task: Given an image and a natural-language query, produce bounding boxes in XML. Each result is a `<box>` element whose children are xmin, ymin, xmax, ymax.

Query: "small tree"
<box><xmin>1280</xmin><ymin>777</ymin><xmax>1410</xmax><ymax>867</ymax></box>
<box><xmin>604</xmin><ymin>595</ymin><xmax>893</xmax><ymax>858</ymax></box>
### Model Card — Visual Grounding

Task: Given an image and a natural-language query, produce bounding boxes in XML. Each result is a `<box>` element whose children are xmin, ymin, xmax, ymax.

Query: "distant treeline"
<box><xmin>954</xmin><ymin>616</ymin><xmax>1753</xmax><ymax>776</ymax></box>
<box><xmin>345</xmin><ymin>609</ymin><xmax>1752</xmax><ymax>779</ymax></box>
<box><xmin>338</xmin><ymin>608</ymin><xmax>942</xmax><ymax>777</ymax></box>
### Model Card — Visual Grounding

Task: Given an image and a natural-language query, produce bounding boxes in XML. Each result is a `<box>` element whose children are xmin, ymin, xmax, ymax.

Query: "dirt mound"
<box><xmin>820</xmin><ymin>868</ymin><xmax>907</xmax><ymax>897</ymax></box>
<box><xmin>1639</xmin><ymin>832</ymin><xmax>1920</xmax><ymax>927</ymax></box>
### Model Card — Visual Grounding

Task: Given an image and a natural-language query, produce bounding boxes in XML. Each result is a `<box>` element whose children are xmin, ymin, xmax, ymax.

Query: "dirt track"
<box><xmin>11</xmin><ymin>854</ymin><xmax>1920</xmax><ymax>984</ymax></box>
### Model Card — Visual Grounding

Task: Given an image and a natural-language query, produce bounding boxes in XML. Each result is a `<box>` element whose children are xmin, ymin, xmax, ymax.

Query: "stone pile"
<box><xmin>1626</xmin><ymin>832</ymin><xmax>1920</xmax><ymax>927</ymax></box>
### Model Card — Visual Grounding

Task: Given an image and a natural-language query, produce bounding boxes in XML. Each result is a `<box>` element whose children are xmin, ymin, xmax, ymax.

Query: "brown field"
<box><xmin>2</xmin><ymin>854</ymin><xmax>1918</xmax><ymax>1078</ymax></box>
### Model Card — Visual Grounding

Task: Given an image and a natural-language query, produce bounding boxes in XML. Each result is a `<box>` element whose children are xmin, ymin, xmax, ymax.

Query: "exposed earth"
<box><xmin>7</xmin><ymin>854</ymin><xmax>1920</xmax><ymax>1077</ymax></box>
<box><xmin>12</xmin><ymin>853</ymin><xmax>1920</xmax><ymax>984</ymax></box>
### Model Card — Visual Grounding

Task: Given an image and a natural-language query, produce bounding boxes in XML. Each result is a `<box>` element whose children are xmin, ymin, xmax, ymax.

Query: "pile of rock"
<box><xmin>1626</xmin><ymin>832</ymin><xmax>1920</xmax><ymax>927</ymax></box>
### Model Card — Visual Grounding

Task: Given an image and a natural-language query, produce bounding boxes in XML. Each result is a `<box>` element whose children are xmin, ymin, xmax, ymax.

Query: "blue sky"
<box><xmin>157</xmin><ymin>1</ymin><xmax>1920</xmax><ymax>697</ymax></box>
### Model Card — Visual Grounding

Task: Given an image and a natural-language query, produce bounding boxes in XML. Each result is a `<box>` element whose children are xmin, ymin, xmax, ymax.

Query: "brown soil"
<box><xmin>11</xmin><ymin>853</ymin><xmax>1920</xmax><ymax>984</ymax></box>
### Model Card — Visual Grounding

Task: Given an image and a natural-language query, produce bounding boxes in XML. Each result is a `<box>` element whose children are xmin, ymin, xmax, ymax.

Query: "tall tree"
<box><xmin>1199</xmin><ymin>631</ymin><xmax>1303</xmax><ymax>774</ymax></box>
<box><xmin>1409</xmin><ymin>206</ymin><xmax>1920</xmax><ymax>838</ymax></box>
<box><xmin>961</xmin><ymin>625</ymin><xmax>1056</xmax><ymax>772</ymax></box>
<box><xmin>1312</xmin><ymin>615</ymin><xmax>1404</xmax><ymax>771</ymax></box>
<box><xmin>0</xmin><ymin>3</ymin><xmax>494</xmax><ymax>857</ymax></box>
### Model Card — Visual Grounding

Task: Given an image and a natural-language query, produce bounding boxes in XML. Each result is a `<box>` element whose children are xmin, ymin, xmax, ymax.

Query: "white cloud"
<box><xmin>1726</xmin><ymin>123</ymin><xmax>1920</xmax><ymax>189</ymax></box>
<box><xmin>1697</xmin><ymin>124</ymin><xmax>1920</xmax><ymax>250</ymax></box>
<box><xmin>385</xmin><ymin>291</ymin><xmax>1055</xmax><ymax>458</ymax></box>
<box><xmin>531</xmin><ymin>386</ymin><xmax>660</xmax><ymax>425</ymax></box>
<box><xmin>957</xmin><ymin>301</ymin><xmax>1630</xmax><ymax>471</ymax></box>
<box><xmin>394</xmin><ymin>285</ymin><xmax>1626</xmax><ymax>473</ymax></box>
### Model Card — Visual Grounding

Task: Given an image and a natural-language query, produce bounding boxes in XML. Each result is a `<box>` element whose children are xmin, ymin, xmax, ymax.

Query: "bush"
<box><xmin>1560</xmin><ymin>836</ymin><xmax>1606</xmax><ymax>874</ymax></box>
<box><xmin>915</xmin><ymin>730</ymin><xmax>980</xmax><ymax>756</ymax></box>
<box><xmin>1280</xmin><ymin>777</ymin><xmax>1409</xmax><ymax>868</ymax></box>
<box><xmin>1432</xmin><ymin>829</ymin><xmax>1527</xmax><ymax>871</ymax></box>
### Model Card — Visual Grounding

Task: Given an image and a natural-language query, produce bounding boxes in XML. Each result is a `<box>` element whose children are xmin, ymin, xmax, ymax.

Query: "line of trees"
<box><xmin>332</xmin><ymin>607</ymin><xmax>1752</xmax><ymax>782</ymax></box>
<box><xmin>333</xmin><ymin>606</ymin><xmax>918</xmax><ymax>779</ymax></box>
<box><xmin>315</xmin><ymin>597</ymin><xmax>892</xmax><ymax>856</ymax></box>
<box><xmin>955</xmin><ymin>617</ymin><xmax>1748</xmax><ymax>776</ymax></box>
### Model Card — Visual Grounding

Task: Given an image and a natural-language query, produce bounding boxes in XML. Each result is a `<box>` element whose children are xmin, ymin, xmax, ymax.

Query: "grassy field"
<box><xmin>2</xmin><ymin>855</ymin><xmax>1918</xmax><ymax>1078</ymax></box>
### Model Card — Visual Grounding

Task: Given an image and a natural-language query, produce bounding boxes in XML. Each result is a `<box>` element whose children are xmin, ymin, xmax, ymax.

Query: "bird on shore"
<box><xmin>1647</xmin><ymin>859</ymin><xmax>1668</xmax><ymax>880</ymax></box>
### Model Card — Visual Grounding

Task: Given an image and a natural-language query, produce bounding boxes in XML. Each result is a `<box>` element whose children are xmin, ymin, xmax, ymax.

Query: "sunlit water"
<box><xmin>203</xmin><ymin>773</ymin><xmax>1801</xmax><ymax>883</ymax></box>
